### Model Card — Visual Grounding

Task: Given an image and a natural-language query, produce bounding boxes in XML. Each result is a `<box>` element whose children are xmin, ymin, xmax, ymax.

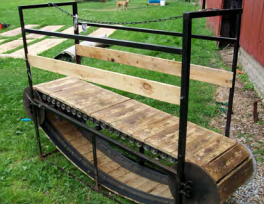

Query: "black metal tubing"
<box><xmin>73</xmin><ymin>2</ymin><xmax>81</xmax><ymax>64</ymax></box>
<box><xmin>175</xmin><ymin>7</ymin><xmax>243</xmax><ymax>203</ymax></box>
<box><xmin>78</xmin><ymin>22</ymin><xmax>236</xmax><ymax>43</ymax></box>
<box><xmin>225</xmin><ymin>12</ymin><xmax>242</xmax><ymax>137</ymax></box>
<box><xmin>24</xmin><ymin>29</ymin><xmax>182</xmax><ymax>54</ymax></box>
<box><xmin>202</xmin><ymin>0</ymin><xmax>206</xmax><ymax>10</ymax></box>
<box><xmin>176</xmin><ymin>12</ymin><xmax>192</xmax><ymax>204</ymax></box>
<box><xmin>18</xmin><ymin>2</ymin><xmax>75</xmax><ymax>9</ymax></box>
<box><xmin>188</xmin><ymin>8</ymin><xmax>243</xmax><ymax>18</ymax></box>
<box><xmin>18</xmin><ymin>6</ymin><xmax>43</xmax><ymax>160</ymax></box>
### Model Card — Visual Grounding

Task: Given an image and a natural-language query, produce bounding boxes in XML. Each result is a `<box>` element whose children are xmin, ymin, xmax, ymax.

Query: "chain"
<box><xmin>50</xmin><ymin>3</ymin><xmax>183</xmax><ymax>25</ymax></box>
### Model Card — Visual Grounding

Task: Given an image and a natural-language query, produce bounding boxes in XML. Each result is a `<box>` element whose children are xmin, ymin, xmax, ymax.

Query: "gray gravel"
<box><xmin>225</xmin><ymin>163</ymin><xmax>264</xmax><ymax>204</ymax></box>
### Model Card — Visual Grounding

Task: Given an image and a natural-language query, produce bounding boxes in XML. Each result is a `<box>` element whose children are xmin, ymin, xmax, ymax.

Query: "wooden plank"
<box><xmin>83</xmin><ymin>150</ymin><xmax>104</xmax><ymax>161</ymax></box>
<box><xmin>0</xmin><ymin>24</ymin><xmax>38</xmax><ymax>37</ymax></box>
<box><xmin>111</xmin><ymin>108</ymin><xmax>164</xmax><ymax>134</ymax></box>
<box><xmin>76</xmin><ymin>45</ymin><xmax>233</xmax><ymax>87</ymax></box>
<box><xmin>218</xmin><ymin>158</ymin><xmax>253</xmax><ymax>201</ymax></box>
<box><xmin>61</xmin><ymin>25</ymin><xmax>84</xmax><ymax>34</ymax></box>
<box><xmin>189</xmin><ymin>137</ymin><xmax>237</xmax><ymax>166</ymax></box>
<box><xmin>203</xmin><ymin>143</ymin><xmax>250</xmax><ymax>182</ymax></box>
<box><xmin>91</xmin><ymin>100</ymin><xmax>149</xmax><ymax>124</ymax></box>
<box><xmin>12</xmin><ymin>39</ymin><xmax>66</xmax><ymax>57</ymax></box>
<box><xmin>97</xmin><ymin>155</ymin><xmax>112</xmax><ymax>167</ymax></box>
<box><xmin>184</xmin><ymin>131</ymin><xmax>222</xmax><ymax>156</ymax></box>
<box><xmin>100</xmin><ymin>162</ymin><xmax>120</xmax><ymax>173</ymax></box>
<box><xmin>149</xmin><ymin>184</ymin><xmax>169</xmax><ymax>196</ymax></box>
<box><xmin>0</xmin><ymin>40</ymin><xmax>33</xmax><ymax>54</ymax></box>
<box><xmin>144</xmin><ymin>124</ymin><xmax>179</xmax><ymax>151</ymax></box>
<box><xmin>108</xmin><ymin>166</ymin><xmax>130</xmax><ymax>179</ymax></box>
<box><xmin>132</xmin><ymin>116</ymin><xmax>178</xmax><ymax>142</ymax></box>
<box><xmin>70</xmin><ymin>137</ymin><xmax>89</xmax><ymax>148</ymax></box>
<box><xmin>157</xmin><ymin>188</ymin><xmax>173</xmax><ymax>198</ymax></box>
<box><xmin>137</xmin><ymin>180</ymin><xmax>160</xmax><ymax>193</ymax></box>
<box><xmin>64</xmin><ymin>128</ymin><xmax>83</xmax><ymax>141</ymax></box>
<box><xmin>34</xmin><ymin>77</ymin><xmax>78</xmax><ymax>93</ymax></box>
<box><xmin>88</xmin><ymin>27</ymin><xmax>116</xmax><ymax>37</ymax></box>
<box><xmin>125</xmin><ymin>176</ymin><xmax>149</xmax><ymax>188</ymax></box>
<box><xmin>28</xmin><ymin>55</ymin><xmax>181</xmax><ymax>104</ymax></box>
<box><xmin>76</xmin><ymin>143</ymin><xmax>93</xmax><ymax>155</ymax></box>
<box><xmin>23</xmin><ymin>25</ymin><xmax>63</xmax><ymax>39</ymax></box>
<box><xmin>116</xmin><ymin>172</ymin><xmax>139</xmax><ymax>184</ymax></box>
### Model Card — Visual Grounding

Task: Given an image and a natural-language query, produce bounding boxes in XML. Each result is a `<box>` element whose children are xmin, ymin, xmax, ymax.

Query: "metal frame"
<box><xmin>19</xmin><ymin>2</ymin><xmax>243</xmax><ymax>204</ymax></box>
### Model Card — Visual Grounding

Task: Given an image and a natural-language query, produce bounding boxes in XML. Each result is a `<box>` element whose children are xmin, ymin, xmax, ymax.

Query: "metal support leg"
<box><xmin>225</xmin><ymin>12</ymin><xmax>242</xmax><ymax>137</ymax></box>
<box><xmin>176</xmin><ymin>13</ymin><xmax>192</xmax><ymax>204</ymax></box>
<box><xmin>92</xmin><ymin>134</ymin><xmax>100</xmax><ymax>191</ymax></box>
<box><xmin>72</xmin><ymin>2</ymin><xmax>81</xmax><ymax>65</ymax></box>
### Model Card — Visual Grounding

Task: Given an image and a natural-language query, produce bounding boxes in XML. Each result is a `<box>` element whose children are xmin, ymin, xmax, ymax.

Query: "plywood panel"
<box><xmin>12</xmin><ymin>39</ymin><xmax>66</xmax><ymax>57</ymax></box>
<box><xmin>0</xmin><ymin>24</ymin><xmax>38</xmax><ymax>37</ymax></box>
<box><xmin>28</xmin><ymin>55</ymin><xmax>181</xmax><ymax>104</ymax></box>
<box><xmin>76</xmin><ymin>45</ymin><xmax>233</xmax><ymax>87</ymax></box>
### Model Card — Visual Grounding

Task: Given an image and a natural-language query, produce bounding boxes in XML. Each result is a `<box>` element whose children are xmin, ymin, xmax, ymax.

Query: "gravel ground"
<box><xmin>224</xmin><ymin>163</ymin><xmax>264</xmax><ymax>204</ymax></box>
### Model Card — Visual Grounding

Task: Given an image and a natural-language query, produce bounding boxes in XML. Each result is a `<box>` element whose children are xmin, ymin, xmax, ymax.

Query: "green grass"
<box><xmin>0</xmin><ymin>0</ymin><xmax>227</xmax><ymax>203</ymax></box>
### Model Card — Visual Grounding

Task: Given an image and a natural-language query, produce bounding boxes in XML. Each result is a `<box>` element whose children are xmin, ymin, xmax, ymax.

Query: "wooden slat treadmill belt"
<box><xmin>50</xmin><ymin>114</ymin><xmax>173</xmax><ymax>199</ymax></box>
<box><xmin>37</xmin><ymin>77</ymin><xmax>237</xmax><ymax>165</ymax></box>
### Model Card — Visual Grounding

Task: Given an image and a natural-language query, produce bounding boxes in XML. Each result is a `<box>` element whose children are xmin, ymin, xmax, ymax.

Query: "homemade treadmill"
<box><xmin>20</xmin><ymin>2</ymin><xmax>256</xmax><ymax>204</ymax></box>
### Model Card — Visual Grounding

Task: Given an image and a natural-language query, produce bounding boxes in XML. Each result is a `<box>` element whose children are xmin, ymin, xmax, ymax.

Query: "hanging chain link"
<box><xmin>50</xmin><ymin>3</ymin><xmax>183</xmax><ymax>25</ymax></box>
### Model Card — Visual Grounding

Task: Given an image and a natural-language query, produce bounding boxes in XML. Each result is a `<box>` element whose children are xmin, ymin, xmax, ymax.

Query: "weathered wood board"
<box><xmin>61</xmin><ymin>25</ymin><xmax>84</xmax><ymax>34</ymax></box>
<box><xmin>76</xmin><ymin>45</ymin><xmax>233</xmax><ymax>87</ymax></box>
<box><xmin>28</xmin><ymin>55</ymin><xmax>181</xmax><ymax>104</ymax></box>
<box><xmin>0</xmin><ymin>40</ymin><xmax>32</xmax><ymax>54</ymax></box>
<box><xmin>0</xmin><ymin>24</ymin><xmax>38</xmax><ymax>37</ymax></box>
<box><xmin>11</xmin><ymin>39</ymin><xmax>66</xmax><ymax>58</ymax></box>
<box><xmin>20</xmin><ymin>25</ymin><xmax>63</xmax><ymax>39</ymax></box>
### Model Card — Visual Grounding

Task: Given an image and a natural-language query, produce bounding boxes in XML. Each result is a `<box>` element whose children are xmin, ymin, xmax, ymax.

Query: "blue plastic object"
<box><xmin>21</xmin><ymin>118</ymin><xmax>31</xmax><ymax>122</ymax></box>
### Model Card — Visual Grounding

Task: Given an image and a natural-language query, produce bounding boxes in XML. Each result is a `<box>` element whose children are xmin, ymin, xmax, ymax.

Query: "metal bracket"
<box><xmin>180</xmin><ymin>181</ymin><xmax>193</xmax><ymax>198</ymax></box>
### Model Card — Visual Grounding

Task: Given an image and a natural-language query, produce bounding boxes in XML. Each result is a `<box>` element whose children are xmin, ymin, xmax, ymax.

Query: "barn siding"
<box><xmin>204</xmin><ymin>0</ymin><xmax>224</xmax><ymax>36</ymax></box>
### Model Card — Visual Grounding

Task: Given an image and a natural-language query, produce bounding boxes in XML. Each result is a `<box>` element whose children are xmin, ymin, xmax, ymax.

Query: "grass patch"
<box><xmin>0</xmin><ymin>0</ymin><xmax>225</xmax><ymax>203</ymax></box>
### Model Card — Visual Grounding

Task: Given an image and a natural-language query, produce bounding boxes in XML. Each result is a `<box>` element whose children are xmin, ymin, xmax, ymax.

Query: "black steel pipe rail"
<box><xmin>18</xmin><ymin>2</ymin><xmax>75</xmax><ymax>9</ymax></box>
<box><xmin>33</xmin><ymin>98</ymin><xmax>178</xmax><ymax>177</ymax></box>
<box><xmin>188</xmin><ymin>8</ymin><xmax>243</xmax><ymax>18</ymax></box>
<box><xmin>78</xmin><ymin>22</ymin><xmax>236</xmax><ymax>43</ymax></box>
<box><xmin>24</xmin><ymin>29</ymin><xmax>182</xmax><ymax>54</ymax></box>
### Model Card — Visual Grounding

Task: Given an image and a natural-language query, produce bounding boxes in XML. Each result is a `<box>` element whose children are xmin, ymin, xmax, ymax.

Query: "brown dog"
<box><xmin>116</xmin><ymin>0</ymin><xmax>129</xmax><ymax>10</ymax></box>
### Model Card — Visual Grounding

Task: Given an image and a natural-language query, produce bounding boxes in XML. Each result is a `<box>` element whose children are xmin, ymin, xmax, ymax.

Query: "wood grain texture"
<box><xmin>218</xmin><ymin>158</ymin><xmax>253</xmax><ymax>201</ymax></box>
<box><xmin>0</xmin><ymin>24</ymin><xmax>38</xmax><ymax>37</ymax></box>
<box><xmin>203</xmin><ymin>143</ymin><xmax>250</xmax><ymax>181</ymax></box>
<box><xmin>12</xmin><ymin>39</ymin><xmax>66</xmax><ymax>57</ymax></box>
<box><xmin>22</xmin><ymin>25</ymin><xmax>63</xmax><ymax>39</ymax></box>
<box><xmin>28</xmin><ymin>55</ymin><xmax>181</xmax><ymax>104</ymax></box>
<box><xmin>0</xmin><ymin>40</ymin><xmax>33</xmax><ymax>54</ymax></box>
<box><xmin>76</xmin><ymin>45</ymin><xmax>233</xmax><ymax>87</ymax></box>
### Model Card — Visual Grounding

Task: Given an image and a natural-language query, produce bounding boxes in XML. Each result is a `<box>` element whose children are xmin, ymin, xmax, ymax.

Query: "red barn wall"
<box><xmin>240</xmin><ymin>0</ymin><xmax>264</xmax><ymax>67</ymax></box>
<box><xmin>202</xmin><ymin>0</ymin><xmax>264</xmax><ymax>67</ymax></box>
